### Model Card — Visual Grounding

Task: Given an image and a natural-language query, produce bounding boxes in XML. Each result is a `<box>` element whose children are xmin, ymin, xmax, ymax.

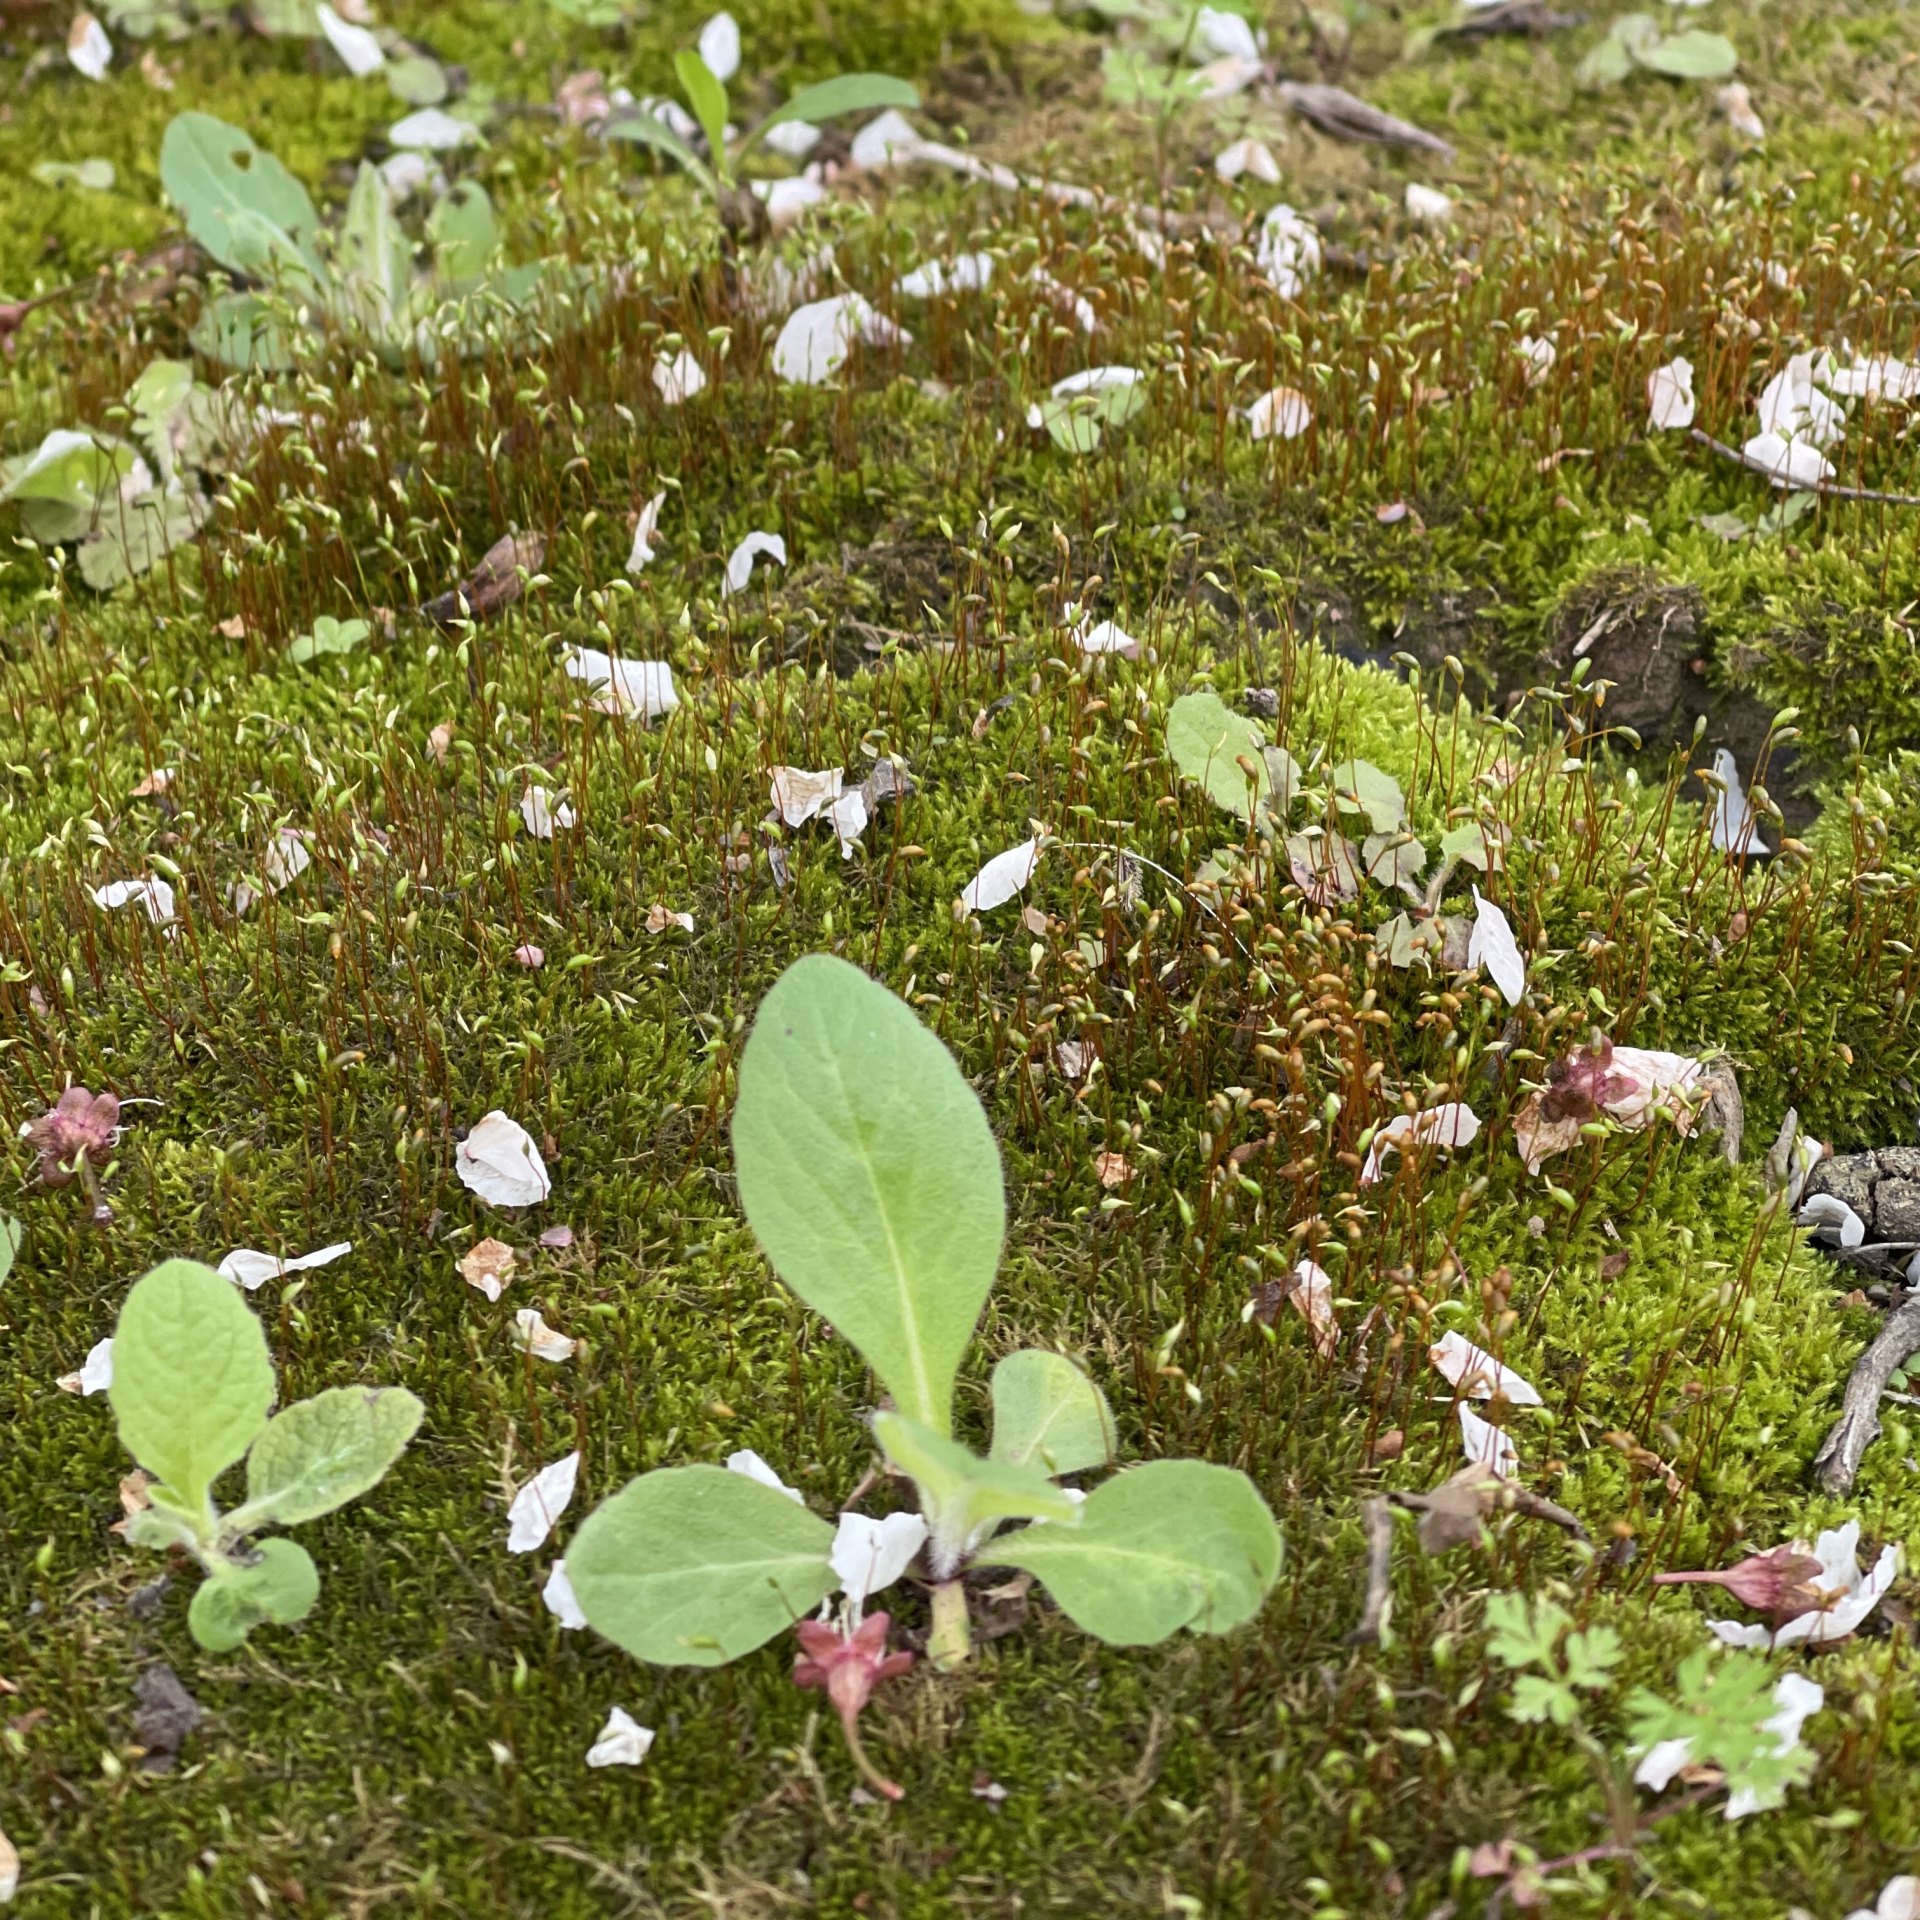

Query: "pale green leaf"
<box><xmin>159</xmin><ymin>113</ymin><xmax>326</xmax><ymax>287</ymax></box>
<box><xmin>982</xmin><ymin>1460</ymin><xmax>1282</xmax><ymax>1645</ymax></box>
<box><xmin>427</xmin><ymin>181</ymin><xmax>497</xmax><ymax>286</ymax></box>
<box><xmin>1637</xmin><ymin>29</ymin><xmax>1737</xmax><ymax>78</ymax></box>
<box><xmin>605</xmin><ymin>108</ymin><xmax>718</xmax><ymax>195</ymax></box>
<box><xmin>732</xmin><ymin>953</ymin><xmax>1005</xmax><ymax>1434</ymax></box>
<box><xmin>109</xmin><ymin>1258</ymin><xmax>276</xmax><ymax>1508</ymax></box>
<box><xmin>385</xmin><ymin>52</ymin><xmax>448</xmax><ymax>106</ymax></box>
<box><xmin>190</xmin><ymin>291</ymin><xmax>306</xmax><ymax>373</ymax></box>
<box><xmin>742</xmin><ymin>74</ymin><xmax>919</xmax><ymax>158</ymax></box>
<box><xmin>188</xmin><ymin>1539</ymin><xmax>319</xmax><ymax>1650</ymax></box>
<box><xmin>332</xmin><ymin>161</ymin><xmax>411</xmax><ymax>338</ymax></box>
<box><xmin>0</xmin><ymin>1216</ymin><xmax>19</xmax><ymax>1290</ymax></box>
<box><xmin>77</xmin><ymin>489</ymin><xmax>210</xmax><ymax>592</ymax></box>
<box><xmin>674</xmin><ymin>48</ymin><xmax>730</xmax><ymax>179</ymax></box>
<box><xmin>234</xmin><ymin>1385</ymin><xmax>423</xmax><ymax>1529</ymax></box>
<box><xmin>874</xmin><ymin>1410</ymin><xmax>1082</xmax><ymax>1550</ymax></box>
<box><xmin>0</xmin><ymin>429</ymin><xmax>137</xmax><ymax>531</ymax></box>
<box><xmin>988</xmin><ymin>1351</ymin><xmax>1115</xmax><ymax>1476</ymax></box>
<box><xmin>1166</xmin><ymin>689</ymin><xmax>1269</xmax><ymax>821</ymax></box>
<box><xmin>1262</xmin><ymin>743</ymin><xmax>1302</xmax><ymax>815</ymax></box>
<box><xmin>566</xmin><ymin>1465</ymin><xmax>836</xmax><ymax>1667</ymax></box>
<box><xmin>1330</xmin><ymin>759</ymin><xmax>1404</xmax><ymax>834</ymax></box>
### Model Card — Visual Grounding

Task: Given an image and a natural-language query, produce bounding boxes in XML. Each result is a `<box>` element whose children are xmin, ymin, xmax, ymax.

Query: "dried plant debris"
<box><xmin>422</xmin><ymin>531</ymin><xmax>546</xmax><ymax>626</ymax></box>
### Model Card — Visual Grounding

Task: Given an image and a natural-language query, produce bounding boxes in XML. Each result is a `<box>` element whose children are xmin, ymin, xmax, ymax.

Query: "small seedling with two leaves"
<box><xmin>109</xmin><ymin>1259</ymin><xmax>422</xmax><ymax>1650</ymax></box>
<box><xmin>566</xmin><ymin>954</ymin><xmax>1282</xmax><ymax>1789</ymax></box>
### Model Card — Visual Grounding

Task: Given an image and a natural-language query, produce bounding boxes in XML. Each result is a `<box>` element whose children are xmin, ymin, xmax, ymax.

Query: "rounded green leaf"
<box><xmin>567</xmin><ymin>1465</ymin><xmax>836</xmax><ymax>1668</ymax></box>
<box><xmin>1166</xmin><ymin>690</ymin><xmax>1269</xmax><ymax>821</ymax></box>
<box><xmin>110</xmin><ymin>1259</ymin><xmax>275</xmax><ymax>1508</ymax></box>
<box><xmin>989</xmin><ymin>1351</ymin><xmax>1116</xmax><ymax>1477</ymax></box>
<box><xmin>159</xmin><ymin>112</ymin><xmax>324</xmax><ymax>284</ymax></box>
<box><xmin>1330</xmin><ymin>759</ymin><xmax>1405</xmax><ymax>834</ymax></box>
<box><xmin>236</xmin><ymin>1386</ymin><xmax>424</xmax><ymax>1530</ymax></box>
<box><xmin>188</xmin><ymin>1540</ymin><xmax>319</xmax><ymax>1650</ymax></box>
<box><xmin>1637</xmin><ymin>29</ymin><xmax>1737</xmax><ymax>78</ymax></box>
<box><xmin>981</xmin><ymin>1460</ymin><xmax>1282</xmax><ymax>1645</ymax></box>
<box><xmin>732</xmin><ymin>954</ymin><xmax>1005</xmax><ymax>1434</ymax></box>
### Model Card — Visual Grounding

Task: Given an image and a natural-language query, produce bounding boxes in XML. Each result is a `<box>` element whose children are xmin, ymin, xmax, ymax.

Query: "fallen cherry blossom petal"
<box><xmin>1467</xmin><ymin>886</ymin><xmax>1527</xmax><ymax>1004</ymax></box>
<box><xmin>586</xmin><ymin>1705</ymin><xmax>655</xmax><ymax>1767</ymax></box>
<box><xmin>507</xmin><ymin>1450</ymin><xmax>580</xmax><ymax>1553</ymax></box>
<box><xmin>654</xmin><ymin>349</ymin><xmax>707</xmax><ymax>405</ymax></box>
<box><xmin>830</xmin><ymin>1510</ymin><xmax>929</xmax><ymax>1607</ymax></box>
<box><xmin>1648</xmin><ymin>356</ymin><xmax>1696</xmax><ymax>431</ymax></box>
<box><xmin>726</xmin><ymin>1448</ymin><xmax>804</xmax><ymax>1503</ymax></box>
<box><xmin>1429</xmin><ymin>1329</ymin><xmax>1543</xmax><ymax>1407</ymax></box>
<box><xmin>542</xmin><ymin>1558</ymin><xmax>587</xmax><ymax>1629</ymax></box>
<box><xmin>723</xmin><ymin>530</ymin><xmax>787</xmax><ymax>596</ymax></box>
<box><xmin>458</xmin><ymin>1236</ymin><xmax>516</xmax><ymax>1301</ymax></box>
<box><xmin>1360</xmin><ymin>1102</ymin><xmax>1481</xmax><ymax>1184</ymax></box>
<box><xmin>457</xmin><ymin>1111</ymin><xmax>552</xmax><ymax>1207</ymax></box>
<box><xmin>1459</xmin><ymin>1403</ymin><xmax>1518</xmax><ymax>1478</ymax></box>
<box><xmin>564</xmin><ymin>646</ymin><xmax>678</xmax><ymax>720</ymax></box>
<box><xmin>626</xmin><ymin>490</ymin><xmax>667</xmax><ymax>572</ymax></box>
<box><xmin>961</xmin><ymin>840</ymin><xmax>1041</xmax><ymax>913</ymax></box>
<box><xmin>1247</xmin><ymin>386</ymin><xmax>1311</xmax><ymax>441</ymax></box>
<box><xmin>512</xmin><ymin>1308</ymin><xmax>576</xmax><ymax>1363</ymax></box>
<box><xmin>58</xmin><ymin>1335</ymin><xmax>114</xmax><ymax>1396</ymax></box>
<box><xmin>217</xmin><ymin>1240</ymin><xmax>352</xmax><ymax>1291</ymax></box>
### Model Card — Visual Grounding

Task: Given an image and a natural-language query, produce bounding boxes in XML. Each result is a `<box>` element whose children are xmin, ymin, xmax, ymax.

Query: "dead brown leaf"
<box><xmin>422</xmin><ymin>531</ymin><xmax>546</xmax><ymax>628</ymax></box>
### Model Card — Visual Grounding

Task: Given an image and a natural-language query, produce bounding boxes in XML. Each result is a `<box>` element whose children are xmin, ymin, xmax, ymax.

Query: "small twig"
<box><xmin>1813</xmin><ymin>1294</ymin><xmax>1920</xmax><ymax>1493</ymax></box>
<box><xmin>1689</xmin><ymin>428</ymin><xmax>1920</xmax><ymax>507</ymax></box>
<box><xmin>1344</xmin><ymin>1496</ymin><xmax>1394</xmax><ymax>1645</ymax></box>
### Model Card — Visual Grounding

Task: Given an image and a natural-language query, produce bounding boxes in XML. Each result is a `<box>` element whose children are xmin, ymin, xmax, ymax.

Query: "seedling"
<box><xmin>607</xmin><ymin>58</ymin><xmax>918</xmax><ymax>218</ymax></box>
<box><xmin>566</xmin><ymin>954</ymin><xmax>1282</xmax><ymax>1725</ymax></box>
<box><xmin>109</xmin><ymin>1259</ymin><xmax>422</xmax><ymax>1651</ymax></box>
<box><xmin>159</xmin><ymin>113</ymin><xmax>564</xmax><ymax>369</ymax></box>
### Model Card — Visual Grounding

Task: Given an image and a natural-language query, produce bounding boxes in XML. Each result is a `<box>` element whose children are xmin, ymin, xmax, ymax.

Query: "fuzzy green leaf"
<box><xmin>159</xmin><ymin>113</ymin><xmax>325</xmax><ymax>286</ymax></box>
<box><xmin>1166</xmin><ymin>690</ymin><xmax>1269</xmax><ymax>821</ymax></box>
<box><xmin>566</xmin><ymin>1465</ymin><xmax>836</xmax><ymax>1667</ymax></box>
<box><xmin>743</xmin><ymin>74</ymin><xmax>919</xmax><ymax>157</ymax></box>
<box><xmin>1330</xmin><ymin>759</ymin><xmax>1405</xmax><ymax>834</ymax></box>
<box><xmin>1637</xmin><ymin>29</ymin><xmax>1737</xmax><ymax>78</ymax></box>
<box><xmin>981</xmin><ymin>1460</ymin><xmax>1282</xmax><ymax>1645</ymax></box>
<box><xmin>427</xmin><ymin>181</ymin><xmax>497</xmax><ymax>286</ymax></box>
<box><xmin>234</xmin><ymin>1385</ymin><xmax>423</xmax><ymax>1529</ymax></box>
<box><xmin>190</xmin><ymin>291</ymin><xmax>305</xmax><ymax>373</ymax></box>
<box><xmin>110</xmin><ymin>1259</ymin><xmax>275</xmax><ymax>1509</ymax></box>
<box><xmin>0</xmin><ymin>1216</ymin><xmax>21</xmax><ymax>1291</ymax></box>
<box><xmin>732</xmin><ymin>953</ymin><xmax>1005</xmax><ymax>1435</ymax></box>
<box><xmin>189</xmin><ymin>1539</ymin><xmax>319</xmax><ymax>1650</ymax></box>
<box><xmin>874</xmin><ymin>1410</ymin><xmax>1082</xmax><ymax>1554</ymax></box>
<box><xmin>988</xmin><ymin>1351</ymin><xmax>1116</xmax><ymax>1476</ymax></box>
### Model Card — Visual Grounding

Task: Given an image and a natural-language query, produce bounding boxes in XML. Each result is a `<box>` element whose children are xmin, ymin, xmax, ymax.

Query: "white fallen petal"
<box><xmin>1287</xmin><ymin>1258</ymin><xmax>1337</xmax><ymax>1356</ymax></box>
<box><xmin>755</xmin><ymin>175</ymin><xmax>828</xmax><ymax>228</ymax></box>
<box><xmin>769</xmin><ymin>765</ymin><xmax>844</xmax><ymax>826</ymax></box>
<box><xmin>900</xmin><ymin>252</ymin><xmax>993</xmax><ymax>299</ymax></box>
<box><xmin>1633</xmin><ymin>1734</ymin><xmax>1697</xmax><ymax>1793</ymax></box>
<box><xmin>389</xmin><ymin>108</ymin><xmax>482</xmax><ymax>151</ymax></box>
<box><xmin>1360</xmin><ymin>1101</ymin><xmax>1482</xmax><ymax>1184</ymax></box>
<box><xmin>217</xmin><ymin>1240</ymin><xmax>352</xmax><ymax>1291</ymax></box>
<box><xmin>58</xmin><ymin>1335</ymin><xmax>114</xmax><ymax>1396</ymax></box>
<box><xmin>1030</xmin><ymin>268</ymin><xmax>1097</xmax><ymax>334</ymax></box>
<box><xmin>961</xmin><ymin>839</ymin><xmax>1041</xmax><ymax>913</ymax></box>
<box><xmin>586</xmin><ymin>1705</ymin><xmax>656</xmax><ymax>1768</ymax></box>
<box><xmin>1518</xmin><ymin>334</ymin><xmax>1555</xmax><ymax>387</ymax></box>
<box><xmin>316</xmin><ymin>2</ymin><xmax>385</xmax><ymax>75</ymax></box>
<box><xmin>1405</xmin><ymin>183</ymin><xmax>1454</xmax><ymax>225</ymax></box>
<box><xmin>1467</xmin><ymin>886</ymin><xmax>1526</xmax><ymax>1005</ymax></box>
<box><xmin>771</xmin><ymin>292</ymin><xmax>907</xmax><ymax>386</ymax></box>
<box><xmin>520</xmin><ymin>787</ymin><xmax>575</xmax><ymax>841</ymax></box>
<box><xmin>1256</xmin><ymin>204</ymin><xmax>1321</xmax><ymax>298</ymax></box>
<box><xmin>1459</xmin><ymin>1402</ymin><xmax>1518</xmax><ymax>1478</ymax></box>
<box><xmin>626</xmin><ymin>490</ymin><xmax>667</xmax><ymax>573</ymax></box>
<box><xmin>850</xmin><ymin>108</ymin><xmax>926</xmax><ymax>171</ymax></box>
<box><xmin>1848</xmin><ymin>1877</ymin><xmax>1920</xmax><ymax>1920</ymax></box>
<box><xmin>1429</xmin><ymin>1329</ymin><xmax>1543</xmax><ymax>1407</ymax></box>
<box><xmin>653</xmin><ymin>348</ymin><xmax>707</xmax><ymax>405</ymax></box>
<box><xmin>1717</xmin><ymin>81</ymin><xmax>1765</xmax><ymax>140</ymax></box>
<box><xmin>830</xmin><ymin>1510</ymin><xmax>929</xmax><ymax>1606</ymax></box>
<box><xmin>457</xmin><ymin>1110</ymin><xmax>552</xmax><ymax>1207</ymax></box>
<box><xmin>564</xmin><ymin>645</ymin><xmax>678</xmax><ymax>720</ymax></box>
<box><xmin>542</xmin><ymin>1558</ymin><xmax>588</xmax><ymax>1629</ymax></box>
<box><xmin>1798</xmin><ymin>1192</ymin><xmax>1866</xmax><ymax>1251</ymax></box>
<box><xmin>261</xmin><ymin>827</ymin><xmax>312</xmax><ymax>895</ymax></box>
<box><xmin>696</xmin><ymin>9</ymin><xmax>740</xmax><ymax>82</ymax></box>
<box><xmin>1191</xmin><ymin>4</ymin><xmax>1260</xmax><ymax>61</ymax></box>
<box><xmin>68</xmin><ymin>10</ymin><xmax>112</xmax><ymax>80</ymax></box>
<box><xmin>1647</xmin><ymin>356</ymin><xmax>1696</xmax><ymax>431</ymax></box>
<box><xmin>512</xmin><ymin>1307</ymin><xmax>577</xmax><ymax>1363</ymax></box>
<box><xmin>506</xmin><ymin>1449</ymin><xmax>579</xmax><ymax>1553</ymax></box>
<box><xmin>381</xmin><ymin>150</ymin><xmax>443</xmax><ymax>205</ymax></box>
<box><xmin>725</xmin><ymin>1448</ymin><xmax>805</xmax><ymax>1503</ymax></box>
<box><xmin>1023</xmin><ymin>364</ymin><xmax>1141</xmax><ymax>429</ymax></box>
<box><xmin>1247</xmin><ymin>386</ymin><xmax>1311</xmax><ymax>441</ymax></box>
<box><xmin>1755</xmin><ymin>351</ymin><xmax>1845</xmax><ymax>448</ymax></box>
<box><xmin>1707</xmin><ymin>746</ymin><xmax>1770</xmax><ymax>857</ymax></box>
<box><xmin>1740</xmin><ymin>429</ymin><xmax>1833</xmax><ymax>491</ymax></box>
<box><xmin>1824</xmin><ymin>353</ymin><xmax>1920</xmax><ymax>404</ymax></box>
<box><xmin>93</xmin><ymin>876</ymin><xmax>177</xmax><ymax>928</ymax></box>
<box><xmin>723</xmin><ymin>529</ymin><xmax>787</xmax><ymax>596</ymax></box>
<box><xmin>763</xmin><ymin>120</ymin><xmax>820</xmax><ymax>159</ymax></box>
<box><xmin>1215</xmin><ymin>136</ymin><xmax>1281</xmax><ymax>185</ymax></box>
<box><xmin>1724</xmin><ymin>1672</ymin><xmax>1824</xmax><ymax>1819</ymax></box>
<box><xmin>1075</xmin><ymin>618</ymin><xmax>1140</xmax><ymax>657</ymax></box>
<box><xmin>828</xmin><ymin>787</ymin><xmax>868</xmax><ymax>859</ymax></box>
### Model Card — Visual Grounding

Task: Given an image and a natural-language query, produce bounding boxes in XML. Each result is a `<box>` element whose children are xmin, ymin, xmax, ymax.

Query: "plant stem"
<box><xmin>928</xmin><ymin>1579</ymin><xmax>971</xmax><ymax>1670</ymax></box>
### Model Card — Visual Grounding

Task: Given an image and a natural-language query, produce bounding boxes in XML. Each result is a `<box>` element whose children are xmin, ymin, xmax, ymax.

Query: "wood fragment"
<box><xmin>1273</xmin><ymin>82</ymin><xmax>1455</xmax><ymax>159</ymax></box>
<box><xmin>422</xmin><ymin>531</ymin><xmax>547</xmax><ymax>628</ymax></box>
<box><xmin>1435</xmin><ymin>0</ymin><xmax>1583</xmax><ymax>39</ymax></box>
<box><xmin>1813</xmin><ymin>1294</ymin><xmax>1920</xmax><ymax>1493</ymax></box>
<box><xmin>1345</xmin><ymin>1496</ymin><xmax>1394</xmax><ymax>1644</ymax></box>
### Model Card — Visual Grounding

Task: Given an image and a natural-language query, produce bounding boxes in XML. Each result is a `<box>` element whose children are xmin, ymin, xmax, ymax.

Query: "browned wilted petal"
<box><xmin>422</xmin><ymin>531</ymin><xmax>546</xmax><ymax>628</ymax></box>
<box><xmin>1652</xmin><ymin>1545</ymin><xmax>1825</xmax><ymax>1620</ymax></box>
<box><xmin>29</xmin><ymin>1087</ymin><xmax>120</xmax><ymax>1185</ymax></box>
